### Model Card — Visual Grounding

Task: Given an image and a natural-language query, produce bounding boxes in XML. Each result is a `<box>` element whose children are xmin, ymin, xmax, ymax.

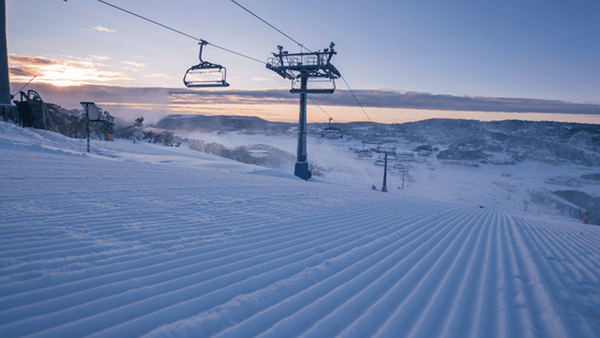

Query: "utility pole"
<box><xmin>267</xmin><ymin>43</ymin><xmax>341</xmax><ymax>180</ymax></box>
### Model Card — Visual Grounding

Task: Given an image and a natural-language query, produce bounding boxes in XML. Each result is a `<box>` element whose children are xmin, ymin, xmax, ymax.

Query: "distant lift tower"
<box><xmin>267</xmin><ymin>42</ymin><xmax>341</xmax><ymax>180</ymax></box>
<box><xmin>375</xmin><ymin>146</ymin><xmax>397</xmax><ymax>192</ymax></box>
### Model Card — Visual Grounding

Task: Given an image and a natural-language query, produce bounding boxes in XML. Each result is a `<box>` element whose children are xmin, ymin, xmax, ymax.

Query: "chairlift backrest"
<box><xmin>27</xmin><ymin>90</ymin><xmax>43</xmax><ymax>101</ymax></box>
<box><xmin>321</xmin><ymin>127</ymin><xmax>343</xmax><ymax>139</ymax></box>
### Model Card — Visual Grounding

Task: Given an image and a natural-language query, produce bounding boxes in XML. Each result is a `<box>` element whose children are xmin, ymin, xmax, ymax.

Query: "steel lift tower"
<box><xmin>0</xmin><ymin>0</ymin><xmax>18</xmax><ymax>123</ymax></box>
<box><xmin>267</xmin><ymin>43</ymin><xmax>341</xmax><ymax>180</ymax></box>
<box><xmin>374</xmin><ymin>146</ymin><xmax>397</xmax><ymax>192</ymax></box>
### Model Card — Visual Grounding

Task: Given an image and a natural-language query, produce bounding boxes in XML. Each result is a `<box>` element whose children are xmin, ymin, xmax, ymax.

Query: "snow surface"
<box><xmin>1</xmin><ymin>121</ymin><xmax>600</xmax><ymax>338</ymax></box>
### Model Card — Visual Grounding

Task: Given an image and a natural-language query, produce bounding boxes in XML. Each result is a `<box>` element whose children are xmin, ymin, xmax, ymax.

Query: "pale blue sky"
<box><xmin>6</xmin><ymin>0</ymin><xmax>600</xmax><ymax>122</ymax></box>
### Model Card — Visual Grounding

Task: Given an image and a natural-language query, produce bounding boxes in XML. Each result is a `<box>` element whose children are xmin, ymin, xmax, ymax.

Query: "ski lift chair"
<box><xmin>320</xmin><ymin>117</ymin><xmax>343</xmax><ymax>138</ymax></box>
<box><xmin>290</xmin><ymin>77</ymin><xmax>336</xmax><ymax>94</ymax></box>
<box><xmin>183</xmin><ymin>41</ymin><xmax>230</xmax><ymax>88</ymax></box>
<box><xmin>321</xmin><ymin>127</ymin><xmax>343</xmax><ymax>138</ymax></box>
<box><xmin>376</xmin><ymin>145</ymin><xmax>397</xmax><ymax>153</ymax></box>
<box><xmin>386</xmin><ymin>154</ymin><xmax>399</xmax><ymax>161</ymax></box>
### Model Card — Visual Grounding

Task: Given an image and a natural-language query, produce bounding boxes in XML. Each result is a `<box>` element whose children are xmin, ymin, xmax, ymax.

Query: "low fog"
<box><xmin>153</xmin><ymin>115</ymin><xmax>600</xmax><ymax>225</ymax></box>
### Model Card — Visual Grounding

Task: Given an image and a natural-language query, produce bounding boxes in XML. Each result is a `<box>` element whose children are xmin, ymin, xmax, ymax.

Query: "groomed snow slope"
<box><xmin>1</xmin><ymin>122</ymin><xmax>600</xmax><ymax>338</ymax></box>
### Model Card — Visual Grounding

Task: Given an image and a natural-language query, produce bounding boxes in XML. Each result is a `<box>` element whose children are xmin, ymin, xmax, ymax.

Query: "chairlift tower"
<box><xmin>374</xmin><ymin>146</ymin><xmax>397</xmax><ymax>192</ymax></box>
<box><xmin>399</xmin><ymin>169</ymin><xmax>408</xmax><ymax>189</ymax></box>
<box><xmin>267</xmin><ymin>42</ymin><xmax>341</xmax><ymax>180</ymax></box>
<box><xmin>0</xmin><ymin>0</ymin><xmax>9</xmax><ymax>105</ymax></box>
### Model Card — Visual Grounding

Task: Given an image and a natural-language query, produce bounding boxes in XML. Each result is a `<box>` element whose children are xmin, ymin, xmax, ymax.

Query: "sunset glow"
<box><xmin>9</xmin><ymin>54</ymin><xmax>131</xmax><ymax>87</ymax></box>
<box><xmin>7</xmin><ymin>0</ymin><xmax>600</xmax><ymax>123</ymax></box>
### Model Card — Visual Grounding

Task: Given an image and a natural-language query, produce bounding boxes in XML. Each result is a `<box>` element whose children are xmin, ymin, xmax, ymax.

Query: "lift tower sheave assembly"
<box><xmin>267</xmin><ymin>42</ymin><xmax>341</xmax><ymax>180</ymax></box>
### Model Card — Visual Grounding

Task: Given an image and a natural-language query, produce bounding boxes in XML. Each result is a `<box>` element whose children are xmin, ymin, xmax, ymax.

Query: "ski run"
<box><xmin>1</xmin><ymin>121</ymin><xmax>600</xmax><ymax>338</ymax></box>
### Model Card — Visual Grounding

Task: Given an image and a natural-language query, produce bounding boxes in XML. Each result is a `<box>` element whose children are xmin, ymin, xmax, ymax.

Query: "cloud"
<box><xmin>122</xmin><ymin>61</ymin><xmax>147</xmax><ymax>68</ymax></box>
<box><xmin>166</xmin><ymin>88</ymin><xmax>600</xmax><ymax>115</ymax></box>
<box><xmin>143</xmin><ymin>74</ymin><xmax>171</xmax><ymax>78</ymax></box>
<box><xmin>9</xmin><ymin>82</ymin><xmax>169</xmax><ymax>105</ymax></box>
<box><xmin>333</xmin><ymin>90</ymin><xmax>600</xmax><ymax>115</ymax></box>
<box><xmin>8</xmin><ymin>53</ymin><xmax>131</xmax><ymax>86</ymax></box>
<box><xmin>9</xmin><ymin>67</ymin><xmax>36</xmax><ymax>77</ymax></box>
<box><xmin>8</xmin><ymin>55</ymin><xmax>58</xmax><ymax>66</ymax></box>
<box><xmin>90</xmin><ymin>55</ymin><xmax>111</xmax><ymax>61</ymax></box>
<box><xmin>122</xmin><ymin>61</ymin><xmax>147</xmax><ymax>72</ymax></box>
<box><xmin>8</xmin><ymin>82</ymin><xmax>600</xmax><ymax>124</ymax></box>
<box><xmin>167</xmin><ymin>89</ymin><xmax>295</xmax><ymax>106</ymax></box>
<box><xmin>87</xmin><ymin>26</ymin><xmax>117</xmax><ymax>33</ymax></box>
<box><xmin>251</xmin><ymin>77</ymin><xmax>271</xmax><ymax>82</ymax></box>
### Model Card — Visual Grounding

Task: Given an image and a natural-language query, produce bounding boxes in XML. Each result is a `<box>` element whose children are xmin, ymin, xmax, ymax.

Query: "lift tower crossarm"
<box><xmin>266</xmin><ymin>42</ymin><xmax>341</xmax><ymax>85</ymax></box>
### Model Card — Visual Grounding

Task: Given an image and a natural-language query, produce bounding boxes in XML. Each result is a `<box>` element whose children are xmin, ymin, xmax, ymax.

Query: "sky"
<box><xmin>6</xmin><ymin>0</ymin><xmax>600</xmax><ymax>124</ymax></box>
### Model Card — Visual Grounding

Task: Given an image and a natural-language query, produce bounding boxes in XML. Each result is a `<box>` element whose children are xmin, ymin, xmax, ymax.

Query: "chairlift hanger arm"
<box><xmin>197</xmin><ymin>39</ymin><xmax>211</xmax><ymax>63</ymax></box>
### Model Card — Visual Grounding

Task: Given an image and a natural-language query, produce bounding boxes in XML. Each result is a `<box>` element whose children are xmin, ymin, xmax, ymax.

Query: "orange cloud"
<box><xmin>8</xmin><ymin>54</ymin><xmax>132</xmax><ymax>86</ymax></box>
<box><xmin>9</xmin><ymin>55</ymin><xmax>59</xmax><ymax>66</ymax></box>
<box><xmin>9</xmin><ymin>67</ymin><xmax>36</xmax><ymax>77</ymax></box>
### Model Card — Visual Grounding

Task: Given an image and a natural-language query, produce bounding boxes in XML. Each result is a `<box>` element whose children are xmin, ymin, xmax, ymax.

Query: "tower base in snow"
<box><xmin>294</xmin><ymin>162</ymin><xmax>311</xmax><ymax>180</ymax></box>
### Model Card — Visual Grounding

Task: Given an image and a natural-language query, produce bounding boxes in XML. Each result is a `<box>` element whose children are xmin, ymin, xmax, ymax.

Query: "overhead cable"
<box><xmin>340</xmin><ymin>75</ymin><xmax>372</xmax><ymax>121</ymax></box>
<box><xmin>92</xmin><ymin>0</ymin><xmax>372</xmax><ymax>122</ymax></box>
<box><xmin>228</xmin><ymin>1</ymin><xmax>372</xmax><ymax>122</ymax></box>
<box><xmin>229</xmin><ymin>0</ymin><xmax>347</xmax><ymax>122</ymax></box>
<box><xmin>12</xmin><ymin>76</ymin><xmax>37</xmax><ymax>98</ymax></box>
<box><xmin>229</xmin><ymin>0</ymin><xmax>312</xmax><ymax>53</ymax></box>
<box><xmin>94</xmin><ymin>0</ymin><xmax>265</xmax><ymax>64</ymax></box>
<box><xmin>307</xmin><ymin>96</ymin><xmax>336</xmax><ymax>122</ymax></box>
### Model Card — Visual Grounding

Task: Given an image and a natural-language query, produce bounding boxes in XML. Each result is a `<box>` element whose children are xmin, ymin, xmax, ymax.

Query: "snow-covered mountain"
<box><xmin>158</xmin><ymin>115</ymin><xmax>600</xmax><ymax>168</ymax></box>
<box><xmin>157</xmin><ymin>115</ymin><xmax>600</xmax><ymax>225</ymax></box>
<box><xmin>1</xmin><ymin>120</ymin><xmax>600</xmax><ymax>337</ymax></box>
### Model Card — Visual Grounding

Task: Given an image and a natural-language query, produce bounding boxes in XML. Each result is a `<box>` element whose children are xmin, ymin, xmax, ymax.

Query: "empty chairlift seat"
<box><xmin>183</xmin><ymin>40</ymin><xmax>230</xmax><ymax>88</ymax></box>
